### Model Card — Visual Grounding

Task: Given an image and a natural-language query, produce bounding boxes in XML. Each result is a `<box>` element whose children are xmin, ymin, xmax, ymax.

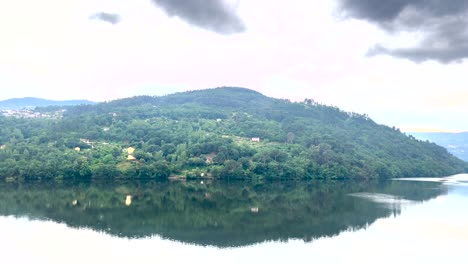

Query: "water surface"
<box><xmin>1</xmin><ymin>176</ymin><xmax>467</xmax><ymax>263</ymax></box>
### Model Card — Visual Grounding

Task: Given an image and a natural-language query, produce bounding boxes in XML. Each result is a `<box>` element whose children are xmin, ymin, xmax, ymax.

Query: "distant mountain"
<box><xmin>409</xmin><ymin>132</ymin><xmax>468</xmax><ymax>161</ymax></box>
<box><xmin>0</xmin><ymin>97</ymin><xmax>95</xmax><ymax>110</ymax></box>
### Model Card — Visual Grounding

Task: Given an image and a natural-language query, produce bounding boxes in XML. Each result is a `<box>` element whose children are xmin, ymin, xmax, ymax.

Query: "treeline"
<box><xmin>0</xmin><ymin>87</ymin><xmax>466</xmax><ymax>180</ymax></box>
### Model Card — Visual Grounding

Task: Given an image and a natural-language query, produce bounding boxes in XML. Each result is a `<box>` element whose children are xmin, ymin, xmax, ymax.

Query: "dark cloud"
<box><xmin>337</xmin><ymin>0</ymin><xmax>468</xmax><ymax>63</ymax></box>
<box><xmin>151</xmin><ymin>0</ymin><xmax>245</xmax><ymax>34</ymax></box>
<box><xmin>90</xmin><ymin>12</ymin><xmax>121</xmax><ymax>25</ymax></box>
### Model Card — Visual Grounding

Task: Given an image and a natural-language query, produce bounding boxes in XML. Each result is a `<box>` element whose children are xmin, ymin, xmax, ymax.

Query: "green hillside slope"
<box><xmin>0</xmin><ymin>87</ymin><xmax>466</xmax><ymax>180</ymax></box>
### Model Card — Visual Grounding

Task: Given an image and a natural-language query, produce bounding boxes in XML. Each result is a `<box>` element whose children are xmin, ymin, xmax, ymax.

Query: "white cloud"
<box><xmin>0</xmin><ymin>0</ymin><xmax>466</xmax><ymax>130</ymax></box>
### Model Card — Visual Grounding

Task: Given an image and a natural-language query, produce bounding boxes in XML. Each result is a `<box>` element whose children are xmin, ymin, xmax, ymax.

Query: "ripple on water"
<box><xmin>348</xmin><ymin>192</ymin><xmax>415</xmax><ymax>209</ymax></box>
<box><xmin>396</xmin><ymin>174</ymin><xmax>468</xmax><ymax>187</ymax></box>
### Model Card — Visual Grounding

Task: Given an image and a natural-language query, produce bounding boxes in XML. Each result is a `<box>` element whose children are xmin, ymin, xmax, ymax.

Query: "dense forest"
<box><xmin>0</xmin><ymin>87</ymin><xmax>466</xmax><ymax>180</ymax></box>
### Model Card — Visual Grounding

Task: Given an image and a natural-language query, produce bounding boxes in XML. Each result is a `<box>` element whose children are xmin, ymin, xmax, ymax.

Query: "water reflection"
<box><xmin>348</xmin><ymin>192</ymin><xmax>415</xmax><ymax>210</ymax></box>
<box><xmin>0</xmin><ymin>180</ymin><xmax>445</xmax><ymax>248</ymax></box>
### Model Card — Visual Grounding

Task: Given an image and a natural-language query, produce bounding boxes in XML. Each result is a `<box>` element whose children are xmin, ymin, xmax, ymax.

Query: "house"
<box><xmin>126</xmin><ymin>147</ymin><xmax>135</xmax><ymax>154</ymax></box>
<box><xmin>205</xmin><ymin>153</ymin><xmax>215</xmax><ymax>164</ymax></box>
<box><xmin>80</xmin><ymin>138</ymin><xmax>91</xmax><ymax>144</ymax></box>
<box><xmin>125</xmin><ymin>195</ymin><xmax>132</xmax><ymax>206</ymax></box>
<box><xmin>74</xmin><ymin>147</ymin><xmax>81</xmax><ymax>152</ymax></box>
<box><xmin>251</xmin><ymin>137</ymin><xmax>260</xmax><ymax>142</ymax></box>
<box><xmin>127</xmin><ymin>155</ymin><xmax>137</xmax><ymax>161</ymax></box>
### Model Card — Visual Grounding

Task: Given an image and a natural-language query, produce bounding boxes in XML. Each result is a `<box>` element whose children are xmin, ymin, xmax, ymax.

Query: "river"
<box><xmin>0</xmin><ymin>175</ymin><xmax>467</xmax><ymax>263</ymax></box>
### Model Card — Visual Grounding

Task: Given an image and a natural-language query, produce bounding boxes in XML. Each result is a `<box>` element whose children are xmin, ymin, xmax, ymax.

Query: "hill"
<box><xmin>0</xmin><ymin>97</ymin><xmax>95</xmax><ymax>110</ymax></box>
<box><xmin>409</xmin><ymin>132</ymin><xmax>468</xmax><ymax>161</ymax></box>
<box><xmin>0</xmin><ymin>87</ymin><xmax>466</xmax><ymax>180</ymax></box>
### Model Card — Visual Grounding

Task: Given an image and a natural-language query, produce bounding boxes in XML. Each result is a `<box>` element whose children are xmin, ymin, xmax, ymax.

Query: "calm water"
<box><xmin>1</xmin><ymin>176</ymin><xmax>467</xmax><ymax>264</ymax></box>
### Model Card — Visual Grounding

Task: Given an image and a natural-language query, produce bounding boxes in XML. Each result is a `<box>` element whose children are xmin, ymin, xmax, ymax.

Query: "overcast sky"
<box><xmin>0</xmin><ymin>0</ymin><xmax>467</xmax><ymax>132</ymax></box>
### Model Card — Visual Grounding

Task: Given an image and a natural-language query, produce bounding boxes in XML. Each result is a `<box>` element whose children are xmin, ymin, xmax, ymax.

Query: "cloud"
<box><xmin>151</xmin><ymin>0</ymin><xmax>245</xmax><ymax>34</ymax></box>
<box><xmin>90</xmin><ymin>12</ymin><xmax>121</xmax><ymax>25</ymax></box>
<box><xmin>337</xmin><ymin>0</ymin><xmax>468</xmax><ymax>63</ymax></box>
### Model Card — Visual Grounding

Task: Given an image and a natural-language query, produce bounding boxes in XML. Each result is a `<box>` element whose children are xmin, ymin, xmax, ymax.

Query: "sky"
<box><xmin>0</xmin><ymin>0</ymin><xmax>467</xmax><ymax>132</ymax></box>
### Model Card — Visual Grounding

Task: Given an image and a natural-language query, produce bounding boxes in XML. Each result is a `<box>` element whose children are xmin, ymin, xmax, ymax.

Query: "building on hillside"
<box><xmin>251</xmin><ymin>137</ymin><xmax>260</xmax><ymax>142</ymax></box>
<box><xmin>125</xmin><ymin>195</ymin><xmax>132</xmax><ymax>206</ymax></box>
<box><xmin>127</xmin><ymin>155</ymin><xmax>137</xmax><ymax>161</ymax></box>
<box><xmin>205</xmin><ymin>153</ymin><xmax>215</xmax><ymax>164</ymax></box>
<box><xmin>126</xmin><ymin>147</ymin><xmax>135</xmax><ymax>154</ymax></box>
<box><xmin>80</xmin><ymin>138</ymin><xmax>91</xmax><ymax>144</ymax></box>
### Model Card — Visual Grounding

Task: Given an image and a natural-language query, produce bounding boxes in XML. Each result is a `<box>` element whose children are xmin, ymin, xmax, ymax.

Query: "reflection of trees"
<box><xmin>0</xmin><ymin>180</ymin><xmax>445</xmax><ymax>248</ymax></box>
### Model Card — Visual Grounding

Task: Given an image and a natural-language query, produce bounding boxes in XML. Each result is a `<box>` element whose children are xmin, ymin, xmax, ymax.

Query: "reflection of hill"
<box><xmin>0</xmin><ymin>180</ymin><xmax>445</xmax><ymax>248</ymax></box>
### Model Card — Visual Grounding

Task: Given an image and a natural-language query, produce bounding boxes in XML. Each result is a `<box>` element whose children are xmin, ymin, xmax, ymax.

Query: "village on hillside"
<box><xmin>1</xmin><ymin>109</ymin><xmax>64</xmax><ymax>119</ymax></box>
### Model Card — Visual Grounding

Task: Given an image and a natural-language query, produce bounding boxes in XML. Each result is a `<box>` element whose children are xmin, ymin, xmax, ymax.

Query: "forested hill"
<box><xmin>0</xmin><ymin>87</ymin><xmax>466</xmax><ymax>180</ymax></box>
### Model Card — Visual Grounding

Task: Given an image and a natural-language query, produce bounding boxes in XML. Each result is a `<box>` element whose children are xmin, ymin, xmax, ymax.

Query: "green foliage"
<box><xmin>0</xmin><ymin>87</ymin><xmax>466</xmax><ymax>180</ymax></box>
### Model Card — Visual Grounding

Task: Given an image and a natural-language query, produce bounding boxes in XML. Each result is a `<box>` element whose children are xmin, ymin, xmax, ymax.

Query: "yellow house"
<box><xmin>74</xmin><ymin>147</ymin><xmax>81</xmax><ymax>152</ymax></box>
<box><xmin>127</xmin><ymin>155</ymin><xmax>137</xmax><ymax>161</ymax></box>
<box><xmin>127</xmin><ymin>147</ymin><xmax>135</xmax><ymax>154</ymax></box>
